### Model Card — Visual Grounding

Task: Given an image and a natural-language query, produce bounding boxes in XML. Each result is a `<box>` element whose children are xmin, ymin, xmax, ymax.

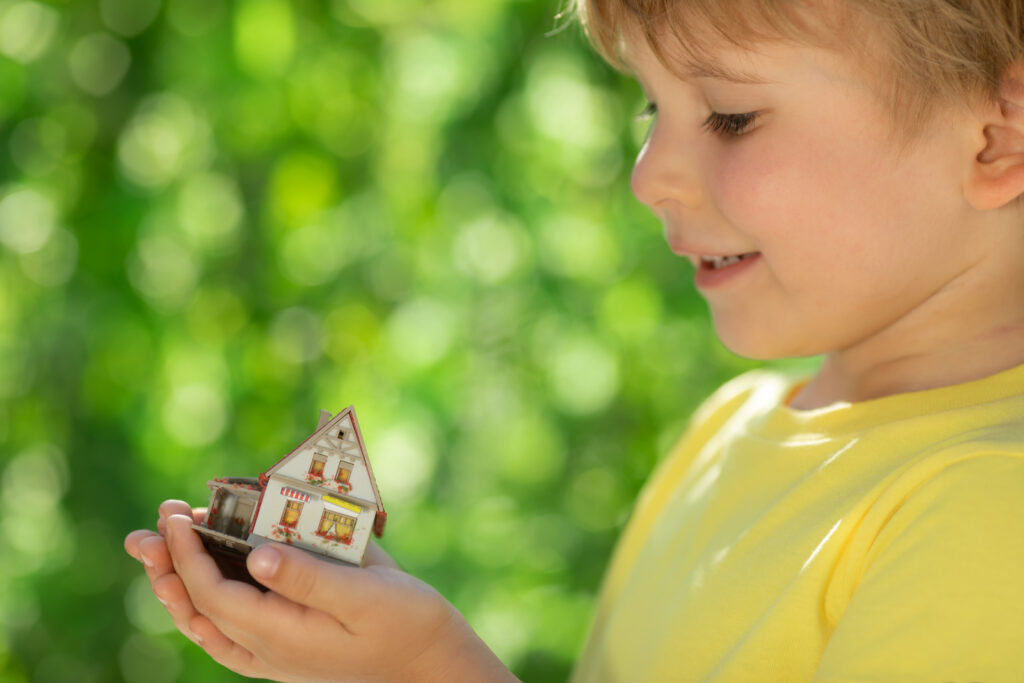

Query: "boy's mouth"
<box><xmin>700</xmin><ymin>252</ymin><xmax>759</xmax><ymax>270</ymax></box>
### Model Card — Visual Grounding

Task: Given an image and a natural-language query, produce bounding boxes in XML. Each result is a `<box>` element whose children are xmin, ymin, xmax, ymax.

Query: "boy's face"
<box><xmin>628</xmin><ymin>35</ymin><xmax>987</xmax><ymax>359</ymax></box>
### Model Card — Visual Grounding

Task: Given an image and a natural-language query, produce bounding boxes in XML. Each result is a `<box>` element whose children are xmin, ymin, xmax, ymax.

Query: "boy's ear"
<box><xmin>965</xmin><ymin>59</ymin><xmax>1024</xmax><ymax>211</ymax></box>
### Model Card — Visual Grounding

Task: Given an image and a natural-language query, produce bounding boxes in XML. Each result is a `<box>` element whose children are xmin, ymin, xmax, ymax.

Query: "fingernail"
<box><xmin>157</xmin><ymin>597</ymin><xmax>168</xmax><ymax>607</ymax></box>
<box><xmin>249</xmin><ymin>546</ymin><xmax>281</xmax><ymax>579</ymax></box>
<box><xmin>189</xmin><ymin>631</ymin><xmax>204</xmax><ymax>646</ymax></box>
<box><xmin>140</xmin><ymin>551</ymin><xmax>154</xmax><ymax>568</ymax></box>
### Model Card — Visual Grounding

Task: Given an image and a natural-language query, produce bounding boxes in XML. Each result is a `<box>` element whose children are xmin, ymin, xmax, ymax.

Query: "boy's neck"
<box><xmin>791</xmin><ymin>335</ymin><xmax>1024</xmax><ymax>410</ymax></box>
<box><xmin>789</xmin><ymin>243</ymin><xmax>1024</xmax><ymax>410</ymax></box>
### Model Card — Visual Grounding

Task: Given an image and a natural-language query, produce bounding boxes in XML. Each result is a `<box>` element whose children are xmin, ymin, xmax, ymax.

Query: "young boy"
<box><xmin>125</xmin><ymin>0</ymin><xmax>1024</xmax><ymax>680</ymax></box>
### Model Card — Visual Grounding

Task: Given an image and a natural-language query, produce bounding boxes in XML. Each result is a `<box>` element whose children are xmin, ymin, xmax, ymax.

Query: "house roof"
<box><xmin>261</xmin><ymin>406</ymin><xmax>385</xmax><ymax>513</ymax></box>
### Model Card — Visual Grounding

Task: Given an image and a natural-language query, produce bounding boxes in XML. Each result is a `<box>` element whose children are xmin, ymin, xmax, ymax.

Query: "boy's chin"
<box><xmin>720</xmin><ymin>340</ymin><xmax>786</xmax><ymax>361</ymax></box>
<box><xmin>712</xmin><ymin>318</ymin><xmax>819</xmax><ymax>361</ymax></box>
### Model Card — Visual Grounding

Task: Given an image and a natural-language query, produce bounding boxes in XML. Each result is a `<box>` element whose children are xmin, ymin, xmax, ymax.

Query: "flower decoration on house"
<box><xmin>270</xmin><ymin>524</ymin><xmax>303</xmax><ymax>545</ymax></box>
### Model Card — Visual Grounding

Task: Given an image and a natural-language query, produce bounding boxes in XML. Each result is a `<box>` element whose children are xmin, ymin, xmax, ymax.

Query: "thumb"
<box><xmin>246</xmin><ymin>543</ymin><xmax>380</xmax><ymax>616</ymax></box>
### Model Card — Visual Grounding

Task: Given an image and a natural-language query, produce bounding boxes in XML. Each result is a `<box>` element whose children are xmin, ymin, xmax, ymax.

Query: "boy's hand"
<box><xmin>124</xmin><ymin>500</ymin><xmax>211</xmax><ymax>647</ymax></box>
<box><xmin>125</xmin><ymin>501</ymin><xmax>519</xmax><ymax>683</ymax></box>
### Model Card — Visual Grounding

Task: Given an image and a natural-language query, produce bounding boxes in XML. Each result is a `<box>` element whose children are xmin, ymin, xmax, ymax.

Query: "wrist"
<box><xmin>408</xmin><ymin>609</ymin><xmax>520</xmax><ymax>683</ymax></box>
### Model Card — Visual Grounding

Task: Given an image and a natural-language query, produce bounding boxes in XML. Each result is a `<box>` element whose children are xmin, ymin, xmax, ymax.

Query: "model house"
<box><xmin>193</xmin><ymin>406</ymin><xmax>386</xmax><ymax>573</ymax></box>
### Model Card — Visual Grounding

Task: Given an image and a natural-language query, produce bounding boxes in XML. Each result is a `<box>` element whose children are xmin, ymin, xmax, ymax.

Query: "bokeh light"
<box><xmin>0</xmin><ymin>2</ymin><xmax>59</xmax><ymax>63</ymax></box>
<box><xmin>0</xmin><ymin>186</ymin><xmax>56</xmax><ymax>253</ymax></box>
<box><xmin>68</xmin><ymin>33</ymin><xmax>131</xmax><ymax>96</ymax></box>
<box><xmin>118</xmin><ymin>93</ymin><xmax>213</xmax><ymax>189</ymax></box>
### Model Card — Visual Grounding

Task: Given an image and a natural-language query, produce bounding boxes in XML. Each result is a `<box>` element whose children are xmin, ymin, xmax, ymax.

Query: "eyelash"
<box><xmin>637</xmin><ymin>102</ymin><xmax>758</xmax><ymax>137</ymax></box>
<box><xmin>704</xmin><ymin>111</ymin><xmax>758</xmax><ymax>137</ymax></box>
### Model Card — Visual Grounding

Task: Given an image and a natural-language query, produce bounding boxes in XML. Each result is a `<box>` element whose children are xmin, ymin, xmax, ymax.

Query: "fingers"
<box><xmin>124</xmin><ymin>529</ymin><xmax>157</xmax><ymax>562</ymax></box>
<box><xmin>138</xmin><ymin>534</ymin><xmax>175</xmax><ymax>574</ymax></box>
<box><xmin>157</xmin><ymin>500</ymin><xmax>206</xmax><ymax>535</ymax></box>
<box><xmin>163</xmin><ymin>513</ymin><xmax>294</xmax><ymax>645</ymax></box>
<box><xmin>126</xmin><ymin>501</ymin><xmax>204</xmax><ymax>552</ymax></box>
<box><xmin>246</xmin><ymin>542</ymin><xmax>387</xmax><ymax>628</ymax></box>
<box><xmin>149</xmin><ymin>558</ymin><xmax>269</xmax><ymax>680</ymax></box>
<box><xmin>186</xmin><ymin>613</ymin><xmax>266</xmax><ymax>679</ymax></box>
<box><xmin>164</xmin><ymin>515</ymin><xmax>257</xmax><ymax>615</ymax></box>
<box><xmin>150</xmin><ymin>564</ymin><xmax>206</xmax><ymax>642</ymax></box>
<box><xmin>135</xmin><ymin>533</ymin><xmax>208</xmax><ymax>643</ymax></box>
<box><xmin>128</xmin><ymin>530</ymin><xmax>186</xmax><ymax>579</ymax></box>
<box><xmin>165</xmin><ymin>514</ymin><xmax>342</xmax><ymax>666</ymax></box>
<box><xmin>124</xmin><ymin>530</ymin><xmax>210</xmax><ymax>654</ymax></box>
<box><xmin>125</xmin><ymin>528</ymin><xmax>195</xmax><ymax>630</ymax></box>
<box><xmin>247</xmin><ymin>543</ymin><xmax>340</xmax><ymax>607</ymax></box>
<box><xmin>131</xmin><ymin>514</ymin><xmax>276</xmax><ymax>679</ymax></box>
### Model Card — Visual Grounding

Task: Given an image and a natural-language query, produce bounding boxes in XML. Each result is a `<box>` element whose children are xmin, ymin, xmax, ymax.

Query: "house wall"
<box><xmin>249</xmin><ymin>482</ymin><xmax>376</xmax><ymax>566</ymax></box>
<box><xmin>272</xmin><ymin>438</ymin><xmax>376</xmax><ymax>506</ymax></box>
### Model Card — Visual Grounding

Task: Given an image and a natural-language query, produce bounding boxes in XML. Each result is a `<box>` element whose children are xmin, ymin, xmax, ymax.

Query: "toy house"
<box><xmin>192</xmin><ymin>406</ymin><xmax>386</xmax><ymax>583</ymax></box>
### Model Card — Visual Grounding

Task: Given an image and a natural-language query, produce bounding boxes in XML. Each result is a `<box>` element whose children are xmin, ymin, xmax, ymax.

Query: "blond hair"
<box><xmin>571</xmin><ymin>0</ymin><xmax>1024</xmax><ymax>144</ymax></box>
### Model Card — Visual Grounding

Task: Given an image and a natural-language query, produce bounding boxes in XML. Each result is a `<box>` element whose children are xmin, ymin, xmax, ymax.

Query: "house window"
<box><xmin>317</xmin><ymin>510</ymin><xmax>355</xmax><ymax>542</ymax></box>
<box><xmin>280</xmin><ymin>500</ymin><xmax>303</xmax><ymax>528</ymax></box>
<box><xmin>335</xmin><ymin>464</ymin><xmax>352</xmax><ymax>484</ymax></box>
<box><xmin>309</xmin><ymin>454</ymin><xmax>326</xmax><ymax>476</ymax></box>
<box><xmin>337</xmin><ymin>428</ymin><xmax>347</xmax><ymax>441</ymax></box>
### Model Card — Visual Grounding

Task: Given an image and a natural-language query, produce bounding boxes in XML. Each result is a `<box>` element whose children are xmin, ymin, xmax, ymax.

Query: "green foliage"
<box><xmin>0</xmin><ymin>1</ymin><xmax>812</xmax><ymax>681</ymax></box>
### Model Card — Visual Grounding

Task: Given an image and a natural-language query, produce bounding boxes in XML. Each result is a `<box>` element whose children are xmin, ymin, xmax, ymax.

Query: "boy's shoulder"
<box><xmin>689</xmin><ymin>368</ymin><xmax>803</xmax><ymax>431</ymax></box>
<box><xmin>662</xmin><ymin>369</ymin><xmax>803</xmax><ymax>464</ymax></box>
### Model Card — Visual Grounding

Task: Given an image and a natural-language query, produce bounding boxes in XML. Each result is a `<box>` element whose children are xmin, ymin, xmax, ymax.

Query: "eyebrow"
<box><xmin>619</xmin><ymin>46</ymin><xmax>776</xmax><ymax>87</ymax></box>
<box><xmin>681</xmin><ymin>61</ymin><xmax>773</xmax><ymax>85</ymax></box>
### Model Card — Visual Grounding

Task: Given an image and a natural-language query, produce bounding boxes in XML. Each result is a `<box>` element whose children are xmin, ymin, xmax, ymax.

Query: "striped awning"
<box><xmin>280</xmin><ymin>486</ymin><xmax>310</xmax><ymax>502</ymax></box>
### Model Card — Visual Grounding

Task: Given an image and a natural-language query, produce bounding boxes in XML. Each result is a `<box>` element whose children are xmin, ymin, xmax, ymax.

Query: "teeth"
<box><xmin>701</xmin><ymin>254</ymin><xmax>746</xmax><ymax>269</ymax></box>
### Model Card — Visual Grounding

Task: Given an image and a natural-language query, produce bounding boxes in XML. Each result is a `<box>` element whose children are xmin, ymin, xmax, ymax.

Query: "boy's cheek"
<box><xmin>709</xmin><ymin>142</ymin><xmax>800</xmax><ymax>234</ymax></box>
<box><xmin>709</xmin><ymin>132</ymin><xmax>860</xmax><ymax>250</ymax></box>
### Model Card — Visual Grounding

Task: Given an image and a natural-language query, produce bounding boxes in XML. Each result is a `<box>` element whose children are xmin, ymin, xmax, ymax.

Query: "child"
<box><xmin>126</xmin><ymin>0</ymin><xmax>1024</xmax><ymax>680</ymax></box>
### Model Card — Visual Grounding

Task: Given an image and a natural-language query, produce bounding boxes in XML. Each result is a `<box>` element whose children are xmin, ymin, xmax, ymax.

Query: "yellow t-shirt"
<box><xmin>572</xmin><ymin>364</ymin><xmax>1024</xmax><ymax>682</ymax></box>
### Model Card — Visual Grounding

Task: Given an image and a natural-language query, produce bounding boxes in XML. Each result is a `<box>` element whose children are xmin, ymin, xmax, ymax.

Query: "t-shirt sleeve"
<box><xmin>813</xmin><ymin>454</ymin><xmax>1024</xmax><ymax>683</ymax></box>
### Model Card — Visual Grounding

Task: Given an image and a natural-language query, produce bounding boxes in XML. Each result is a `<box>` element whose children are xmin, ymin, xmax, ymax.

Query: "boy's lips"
<box><xmin>664</xmin><ymin>228</ymin><xmax>755</xmax><ymax>260</ymax></box>
<box><xmin>663</xmin><ymin>231</ymin><xmax>762</xmax><ymax>286</ymax></box>
<box><xmin>694</xmin><ymin>252</ymin><xmax>762</xmax><ymax>289</ymax></box>
<box><xmin>665</xmin><ymin>237</ymin><xmax>759</xmax><ymax>268</ymax></box>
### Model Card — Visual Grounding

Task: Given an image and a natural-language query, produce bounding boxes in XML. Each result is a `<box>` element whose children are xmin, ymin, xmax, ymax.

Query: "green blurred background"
<box><xmin>0</xmin><ymin>0</ymin><xmax>813</xmax><ymax>681</ymax></box>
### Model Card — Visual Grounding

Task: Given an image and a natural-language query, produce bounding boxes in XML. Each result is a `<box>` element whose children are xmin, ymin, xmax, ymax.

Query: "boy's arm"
<box><xmin>124</xmin><ymin>501</ymin><xmax>519</xmax><ymax>683</ymax></box>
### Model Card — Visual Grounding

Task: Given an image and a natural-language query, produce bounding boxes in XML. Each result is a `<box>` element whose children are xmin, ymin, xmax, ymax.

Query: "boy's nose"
<box><xmin>630</xmin><ymin>127</ymin><xmax>704</xmax><ymax>214</ymax></box>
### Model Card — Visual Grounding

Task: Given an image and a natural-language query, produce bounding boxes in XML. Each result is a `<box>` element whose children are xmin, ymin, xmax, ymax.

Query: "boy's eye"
<box><xmin>703</xmin><ymin>111</ymin><xmax>758</xmax><ymax>137</ymax></box>
<box><xmin>636</xmin><ymin>101</ymin><xmax>657</xmax><ymax>121</ymax></box>
<box><xmin>635</xmin><ymin>102</ymin><xmax>757</xmax><ymax>138</ymax></box>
